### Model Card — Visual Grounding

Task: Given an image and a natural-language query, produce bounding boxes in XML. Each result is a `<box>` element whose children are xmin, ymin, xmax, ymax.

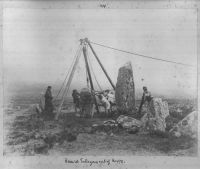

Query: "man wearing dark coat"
<box><xmin>72</xmin><ymin>89</ymin><xmax>80</xmax><ymax>113</ymax></box>
<box><xmin>44</xmin><ymin>86</ymin><xmax>54</xmax><ymax>115</ymax></box>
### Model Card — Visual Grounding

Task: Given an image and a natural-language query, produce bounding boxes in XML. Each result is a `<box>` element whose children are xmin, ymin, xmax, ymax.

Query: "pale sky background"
<box><xmin>3</xmin><ymin>8</ymin><xmax>197</xmax><ymax>98</ymax></box>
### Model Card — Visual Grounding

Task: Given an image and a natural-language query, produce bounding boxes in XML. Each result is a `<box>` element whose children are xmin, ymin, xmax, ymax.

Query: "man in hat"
<box><xmin>72</xmin><ymin>89</ymin><xmax>80</xmax><ymax>113</ymax></box>
<box><xmin>44</xmin><ymin>86</ymin><xmax>54</xmax><ymax>116</ymax></box>
<box><xmin>138</xmin><ymin>86</ymin><xmax>153</xmax><ymax>114</ymax></box>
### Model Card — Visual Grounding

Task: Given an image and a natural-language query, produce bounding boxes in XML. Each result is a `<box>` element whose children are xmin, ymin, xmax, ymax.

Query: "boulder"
<box><xmin>80</xmin><ymin>88</ymin><xmax>94</xmax><ymax>117</ymax></box>
<box><xmin>170</xmin><ymin>111</ymin><xmax>197</xmax><ymax>138</ymax></box>
<box><xmin>103</xmin><ymin>120</ymin><xmax>117</xmax><ymax>127</ymax></box>
<box><xmin>117</xmin><ymin>115</ymin><xmax>142</xmax><ymax>129</ymax></box>
<box><xmin>150</xmin><ymin>98</ymin><xmax>169</xmax><ymax>119</ymax></box>
<box><xmin>115</xmin><ymin>62</ymin><xmax>135</xmax><ymax>113</ymax></box>
<box><xmin>91</xmin><ymin>120</ymin><xmax>119</xmax><ymax>134</ymax></box>
<box><xmin>141</xmin><ymin>98</ymin><xmax>169</xmax><ymax>132</ymax></box>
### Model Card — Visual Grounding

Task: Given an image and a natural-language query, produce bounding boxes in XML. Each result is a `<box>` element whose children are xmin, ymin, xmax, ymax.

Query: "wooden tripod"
<box><xmin>55</xmin><ymin>38</ymin><xmax>115</xmax><ymax>120</ymax></box>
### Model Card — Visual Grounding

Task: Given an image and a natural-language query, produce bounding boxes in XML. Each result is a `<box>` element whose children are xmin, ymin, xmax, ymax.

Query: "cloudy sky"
<box><xmin>3</xmin><ymin>8</ymin><xmax>197</xmax><ymax>98</ymax></box>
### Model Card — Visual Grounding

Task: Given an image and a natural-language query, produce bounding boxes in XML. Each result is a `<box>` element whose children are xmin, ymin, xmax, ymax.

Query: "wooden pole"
<box><xmin>82</xmin><ymin>45</ymin><xmax>99</xmax><ymax>113</ymax></box>
<box><xmin>87</xmin><ymin>40</ymin><xmax>116</xmax><ymax>90</ymax></box>
<box><xmin>55</xmin><ymin>45</ymin><xmax>82</xmax><ymax>120</ymax></box>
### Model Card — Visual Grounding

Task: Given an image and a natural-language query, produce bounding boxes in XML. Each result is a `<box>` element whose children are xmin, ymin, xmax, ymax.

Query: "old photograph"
<box><xmin>2</xmin><ymin>3</ymin><xmax>198</xmax><ymax>158</ymax></box>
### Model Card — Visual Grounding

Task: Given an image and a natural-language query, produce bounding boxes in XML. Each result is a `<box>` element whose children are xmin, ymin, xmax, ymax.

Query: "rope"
<box><xmin>60</xmin><ymin>46</ymin><xmax>82</xmax><ymax>103</ymax></box>
<box><xmin>90</xmin><ymin>41</ymin><xmax>195</xmax><ymax>67</ymax></box>
<box><xmin>55</xmin><ymin>46</ymin><xmax>83</xmax><ymax>120</ymax></box>
<box><xmin>87</xmin><ymin>46</ymin><xmax>103</xmax><ymax>91</ymax></box>
<box><xmin>85</xmin><ymin>45</ymin><xmax>90</xmax><ymax>89</ymax></box>
<box><xmin>54</xmin><ymin>45</ymin><xmax>82</xmax><ymax>100</ymax></box>
<box><xmin>55</xmin><ymin>45</ymin><xmax>83</xmax><ymax>120</ymax></box>
<box><xmin>86</xmin><ymin>68</ymin><xmax>90</xmax><ymax>88</ymax></box>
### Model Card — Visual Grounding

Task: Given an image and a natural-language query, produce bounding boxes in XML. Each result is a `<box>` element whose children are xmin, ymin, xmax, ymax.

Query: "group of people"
<box><xmin>72</xmin><ymin>88</ymin><xmax>115</xmax><ymax>117</ymax></box>
<box><xmin>72</xmin><ymin>86</ymin><xmax>153</xmax><ymax>117</ymax></box>
<box><xmin>43</xmin><ymin>85</ymin><xmax>153</xmax><ymax>118</ymax></box>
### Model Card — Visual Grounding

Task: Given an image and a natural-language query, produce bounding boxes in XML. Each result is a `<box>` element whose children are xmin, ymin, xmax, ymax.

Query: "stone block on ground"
<box><xmin>103</xmin><ymin>120</ymin><xmax>118</xmax><ymax>127</ymax></box>
<box><xmin>117</xmin><ymin>115</ymin><xmax>142</xmax><ymax>129</ymax></box>
<box><xmin>170</xmin><ymin>111</ymin><xmax>197</xmax><ymax>138</ymax></box>
<box><xmin>115</xmin><ymin>62</ymin><xmax>135</xmax><ymax>113</ymax></box>
<box><xmin>91</xmin><ymin>120</ymin><xmax>119</xmax><ymax>134</ymax></box>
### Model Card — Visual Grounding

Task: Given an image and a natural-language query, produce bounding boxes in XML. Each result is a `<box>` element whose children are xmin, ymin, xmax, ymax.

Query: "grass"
<box><xmin>3</xmin><ymin>94</ymin><xmax>198</xmax><ymax>156</ymax></box>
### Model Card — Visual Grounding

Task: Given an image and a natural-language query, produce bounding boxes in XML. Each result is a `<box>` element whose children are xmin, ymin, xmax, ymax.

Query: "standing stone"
<box><xmin>143</xmin><ymin>98</ymin><xmax>169</xmax><ymax>132</ymax></box>
<box><xmin>39</xmin><ymin>93</ymin><xmax>45</xmax><ymax>111</ymax></box>
<box><xmin>115</xmin><ymin>62</ymin><xmax>135</xmax><ymax>113</ymax></box>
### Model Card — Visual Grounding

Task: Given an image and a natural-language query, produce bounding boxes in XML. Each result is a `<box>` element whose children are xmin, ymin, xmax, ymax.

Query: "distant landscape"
<box><xmin>4</xmin><ymin>83</ymin><xmax>197</xmax><ymax>112</ymax></box>
<box><xmin>3</xmin><ymin>83</ymin><xmax>197</xmax><ymax>156</ymax></box>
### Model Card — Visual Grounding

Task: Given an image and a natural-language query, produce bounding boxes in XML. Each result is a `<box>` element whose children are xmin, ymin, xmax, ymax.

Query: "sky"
<box><xmin>3</xmin><ymin>8</ymin><xmax>197</xmax><ymax>98</ymax></box>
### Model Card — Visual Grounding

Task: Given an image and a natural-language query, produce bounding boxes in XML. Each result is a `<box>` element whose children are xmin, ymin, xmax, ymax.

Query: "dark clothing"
<box><xmin>143</xmin><ymin>91</ymin><xmax>153</xmax><ymax>103</ymax></box>
<box><xmin>80</xmin><ymin>91</ymin><xmax>93</xmax><ymax>105</ymax></box>
<box><xmin>138</xmin><ymin>90</ymin><xmax>153</xmax><ymax>114</ymax></box>
<box><xmin>79</xmin><ymin>89</ymin><xmax>94</xmax><ymax>117</ymax></box>
<box><xmin>72</xmin><ymin>91</ymin><xmax>80</xmax><ymax>107</ymax></box>
<box><xmin>45</xmin><ymin>89</ymin><xmax>53</xmax><ymax>114</ymax></box>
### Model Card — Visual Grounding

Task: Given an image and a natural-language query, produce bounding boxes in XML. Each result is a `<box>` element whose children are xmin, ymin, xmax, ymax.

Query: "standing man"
<box><xmin>98</xmin><ymin>94</ymin><xmax>111</xmax><ymax>116</ymax></box>
<box><xmin>138</xmin><ymin>86</ymin><xmax>153</xmax><ymax>114</ymax></box>
<box><xmin>72</xmin><ymin>89</ymin><xmax>80</xmax><ymax>113</ymax></box>
<box><xmin>105</xmin><ymin>90</ymin><xmax>115</xmax><ymax>112</ymax></box>
<box><xmin>44</xmin><ymin>86</ymin><xmax>54</xmax><ymax>117</ymax></box>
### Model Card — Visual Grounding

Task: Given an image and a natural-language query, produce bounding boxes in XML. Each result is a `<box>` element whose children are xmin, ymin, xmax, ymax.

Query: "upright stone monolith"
<box><xmin>115</xmin><ymin>62</ymin><xmax>135</xmax><ymax>113</ymax></box>
<box><xmin>145</xmin><ymin>98</ymin><xmax>169</xmax><ymax>132</ymax></box>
